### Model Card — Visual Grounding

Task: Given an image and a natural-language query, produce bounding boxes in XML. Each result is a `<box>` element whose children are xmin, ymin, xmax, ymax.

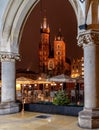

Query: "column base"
<box><xmin>0</xmin><ymin>102</ymin><xmax>21</xmax><ymax>115</ymax></box>
<box><xmin>78</xmin><ymin>108</ymin><xmax>99</xmax><ymax>129</ymax></box>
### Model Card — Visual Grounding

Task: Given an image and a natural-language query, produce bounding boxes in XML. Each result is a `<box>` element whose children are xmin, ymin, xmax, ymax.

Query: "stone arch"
<box><xmin>1</xmin><ymin>1</ymin><xmax>99</xmax><ymax>129</ymax></box>
<box><xmin>0</xmin><ymin>0</ymin><xmax>84</xmax><ymax>55</ymax></box>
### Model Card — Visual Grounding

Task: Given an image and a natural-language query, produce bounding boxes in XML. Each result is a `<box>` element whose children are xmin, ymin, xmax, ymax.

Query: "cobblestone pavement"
<box><xmin>0</xmin><ymin>111</ymin><xmax>98</xmax><ymax>130</ymax></box>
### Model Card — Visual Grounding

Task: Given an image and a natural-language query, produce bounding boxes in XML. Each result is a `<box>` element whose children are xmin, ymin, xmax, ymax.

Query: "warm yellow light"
<box><xmin>82</xmin><ymin>72</ymin><xmax>84</xmax><ymax>75</ymax></box>
<box><xmin>16</xmin><ymin>84</ymin><xmax>21</xmax><ymax>91</ymax></box>
<box><xmin>71</xmin><ymin>74</ymin><xmax>75</xmax><ymax>78</ymax></box>
<box><xmin>82</xmin><ymin>68</ymin><xmax>84</xmax><ymax>70</ymax></box>
<box><xmin>34</xmin><ymin>84</ymin><xmax>37</xmax><ymax>86</ymax></box>
<box><xmin>46</xmin><ymin>84</ymin><xmax>48</xmax><ymax>86</ymax></box>
<box><xmin>82</xmin><ymin>63</ymin><xmax>84</xmax><ymax>66</ymax></box>
<box><xmin>54</xmin><ymin>83</ymin><xmax>56</xmax><ymax>86</ymax></box>
<box><xmin>60</xmin><ymin>83</ymin><xmax>63</xmax><ymax>86</ymax></box>
<box><xmin>38</xmin><ymin>77</ymin><xmax>41</xmax><ymax>80</ymax></box>
<box><xmin>76</xmin><ymin>69</ymin><xmax>78</xmax><ymax>72</ymax></box>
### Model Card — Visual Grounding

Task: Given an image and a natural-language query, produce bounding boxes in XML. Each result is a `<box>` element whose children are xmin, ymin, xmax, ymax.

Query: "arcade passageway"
<box><xmin>0</xmin><ymin>111</ymin><xmax>90</xmax><ymax>130</ymax></box>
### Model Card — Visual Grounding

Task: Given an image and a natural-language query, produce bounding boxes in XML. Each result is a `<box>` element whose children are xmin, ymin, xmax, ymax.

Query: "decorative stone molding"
<box><xmin>77</xmin><ymin>30</ymin><xmax>99</xmax><ymax>47</ymax></box>
<box><xmin>0</xmin><ymin>53</ymin><xmax>20</xmax><ymax>61</ymax></box>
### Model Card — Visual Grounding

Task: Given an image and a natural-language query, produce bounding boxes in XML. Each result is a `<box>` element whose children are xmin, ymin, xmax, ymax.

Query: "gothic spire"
<box><xmin>40</xmin><ymin>16</ymin><xmax>50</xmax><ymax>34</ymax></box>
<box><xmin>55</xmin><ymin>28</ymin><xmax>64</xmax><ymax>41</ymax></box>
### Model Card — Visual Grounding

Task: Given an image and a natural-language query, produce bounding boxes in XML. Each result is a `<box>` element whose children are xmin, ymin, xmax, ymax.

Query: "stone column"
<box><xmin>78</xmin><ymin>30</ymin><xmax>99</xmax><ymax>129</ymax></box>
<box><xmin>0</xmin><ymin>53</ymin><xmax>20</xmax><ymax>114</ymax></box>
<box><xmin>1</xmin><ymin>60</ymin><xmax>16</xmax><ymax>102</ymax></box>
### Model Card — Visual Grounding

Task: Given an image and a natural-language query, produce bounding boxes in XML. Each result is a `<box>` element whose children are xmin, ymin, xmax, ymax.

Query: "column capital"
<box><xmin>77</xmin><ymin>30</ymin><xmax>99</xmax><ymax>47</ymax></box>
<box><xmin>0</xmin><ymin>52</ymin><xmax>20</xmax><ymax>62</ymax></box>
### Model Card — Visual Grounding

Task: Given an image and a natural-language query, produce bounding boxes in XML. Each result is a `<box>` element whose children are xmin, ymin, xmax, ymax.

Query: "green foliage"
<box><xmin>53</xmin><ymin>90</ymin><xmax>70</xmax><ymax>106</ymax></box>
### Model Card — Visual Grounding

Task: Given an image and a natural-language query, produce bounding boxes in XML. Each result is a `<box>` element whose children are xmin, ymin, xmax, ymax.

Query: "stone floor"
<box><xmin>0</xmin><ymin>111</ymin><xmax>98</xmax><ymax>130</ymax></box>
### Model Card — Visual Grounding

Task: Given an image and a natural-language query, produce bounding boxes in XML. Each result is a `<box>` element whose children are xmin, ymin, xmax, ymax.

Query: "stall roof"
<box><xmin>16</xmin><ymin>77</ymin><xmax>34</xmax><ymax>84</ymax></box>
<box><xmin>48</xmin><ymin>74</ymin><xmax>76</xmax><ymax>83</ymax></box>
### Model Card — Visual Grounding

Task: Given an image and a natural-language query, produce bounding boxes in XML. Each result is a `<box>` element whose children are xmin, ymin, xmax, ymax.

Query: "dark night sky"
<box><xmin>16</xmin><ymin>0</ymin><xmax>83</xmax><ymax>72</ymax></box>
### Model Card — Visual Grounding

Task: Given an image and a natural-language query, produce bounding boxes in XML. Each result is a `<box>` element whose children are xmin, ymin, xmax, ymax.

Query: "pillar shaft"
<box><xmin>78</xmin><ymin>30</ymin><xmax>99</xmax><ymax>129</ymax></box>
<box><xmin>1</xmin><ymin>60</ymin><xmax>16</xmax><ymax>103</ymax></box>
<box><xmin>84</xmin><ymin>44</ymin><xmax>99</xmax><ymax>108</ymax></box>
<box><xmin>0</xmin><ymin>53</ymin><xmax>20</xmax><ymax>114</ymax></box>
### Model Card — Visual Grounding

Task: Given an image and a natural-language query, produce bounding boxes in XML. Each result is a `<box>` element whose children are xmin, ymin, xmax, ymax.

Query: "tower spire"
<box><xmin>40</xmin><ymin>16</ymin><xmax>50</xmax><ymax>34</ymax></box>
<box><xmin>55</xmin><ymin>28</ymin><xmax>64</xmax><ymax>41</ymax></box>
<box><xmin>43</xmin><ymin>16</ymin><xmax>47</xmax><ymax>29</ymax></box>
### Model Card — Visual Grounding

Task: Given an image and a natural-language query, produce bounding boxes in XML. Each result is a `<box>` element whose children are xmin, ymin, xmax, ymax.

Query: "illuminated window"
<box><xmin>82</xmin><ymin>63</ymin><xmax>84</xmax><ymax>66</ymax></box>
<box><xmin>82</xmin><ymin>68</ymin><xmax>84</xmax><ymax>71</ymax></box>
<box><xmin>82</xmin><ymin>72</ymin><xmax>84</xmax><ymax>75</ymax></box>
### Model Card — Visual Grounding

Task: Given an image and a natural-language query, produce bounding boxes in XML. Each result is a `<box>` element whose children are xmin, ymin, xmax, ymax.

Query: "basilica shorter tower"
<box><xmin>39</xmin><ymin>16</ymin><xmax>71</xmax><ymax>76</ymax></box>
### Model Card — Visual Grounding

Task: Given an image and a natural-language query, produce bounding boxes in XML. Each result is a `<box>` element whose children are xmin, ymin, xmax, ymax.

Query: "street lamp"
<box><xmin>21</xmin><ymin>84</ymin><xmax>26</xmax><ymax>112</ymax></box>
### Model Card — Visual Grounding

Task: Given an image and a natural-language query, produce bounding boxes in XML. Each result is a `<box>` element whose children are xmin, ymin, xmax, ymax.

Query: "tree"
<box><xmin>53</xmin><ymin>90</ymin><xmax>70</xmax><ymax>105</ymax></box>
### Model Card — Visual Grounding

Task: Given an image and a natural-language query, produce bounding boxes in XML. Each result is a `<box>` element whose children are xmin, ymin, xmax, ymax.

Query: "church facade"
<box><xmin>39</xmin><ymin>17</ymin><xmax>71</xmax><ymax>76</ymax></box>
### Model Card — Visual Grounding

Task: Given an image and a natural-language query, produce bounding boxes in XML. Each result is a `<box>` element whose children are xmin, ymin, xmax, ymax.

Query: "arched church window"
<box><xmin>57</xmin><ymin>44</ymin><xmax>60</xmax><ymax>49</ymax></box>
<box><xmin>58</xmin><ymin>51</ymin><xmax>61</xmax><ymax>55</ymax></box>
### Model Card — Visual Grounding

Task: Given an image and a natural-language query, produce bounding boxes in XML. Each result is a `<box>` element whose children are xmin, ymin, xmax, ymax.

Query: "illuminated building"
<box><xmin>39</xmin><ymin>17</ymin><xmax>71</xmax><ymax>76</ymax></box>
<box><xmin>39</xmin><ymin>17</ymin><xmax>50</xmax><ymax>74</ymax></box>
<box><xmin>71</xmin><ymin>57</ymin><xmax>84</xmax><ymax>78</ymax></box>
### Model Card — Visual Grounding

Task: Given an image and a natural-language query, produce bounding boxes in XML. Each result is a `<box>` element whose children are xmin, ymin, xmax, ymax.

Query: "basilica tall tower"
<box><xmin>54</xmin><ymin>28</ymin><xmax>66</xmax><ymax>75</ymax></box>
<box><xmin>39</xmin><ymin>17</ymin><xmax>50</xmax><ymax>73</ymax></box>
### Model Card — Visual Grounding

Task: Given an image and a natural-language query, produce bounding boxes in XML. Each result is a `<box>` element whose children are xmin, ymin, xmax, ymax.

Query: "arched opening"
<box><xmin>16</xmin><ymin>0</ymin><xmax>83</xmax><ymax>73</ymax></box>
<box><xmin>1</xmin><ymin>1</ymin><xmax>99</xmax><ymax>129</ymax></box>
<box><xmin>0</xmin><ymin>0</ymin><xmax>84</xmax><ymax>116</ymax></box>
<box><xmin>15</xmin><ymin>0</ymin><xmax>83</xmax><ymax>107</ymax></box>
